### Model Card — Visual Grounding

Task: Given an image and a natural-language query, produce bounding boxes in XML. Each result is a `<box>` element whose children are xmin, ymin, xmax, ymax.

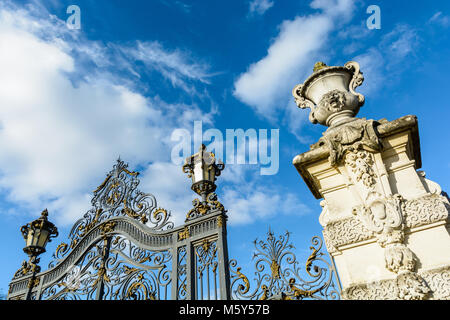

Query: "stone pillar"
<box><xmin>292</xmin><ymin>61</ymin><xmax>450</xmax><ymax>300</ymax></box>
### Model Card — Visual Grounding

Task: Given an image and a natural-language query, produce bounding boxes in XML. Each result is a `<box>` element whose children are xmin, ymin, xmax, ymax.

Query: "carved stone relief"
<box><xmin>323</xmin><ymin>194</ymin><xmax>449</xmax><ymax>254</ymax></box>
<box><xmin>343</xmin><ymin>266</ymin><xmax>450</xmax><ymax>300</ymax></box>
<box><xmin>293</xmin><ymin>62</ymin><xmax>449</xmax><ymax>300</ymax></box>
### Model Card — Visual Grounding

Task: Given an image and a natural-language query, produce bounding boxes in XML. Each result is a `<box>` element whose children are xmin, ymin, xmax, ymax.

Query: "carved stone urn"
<box><xmin>292</xmin><ymin>61</ymin><xmax>365</xmax><ymax>127</ymax></box>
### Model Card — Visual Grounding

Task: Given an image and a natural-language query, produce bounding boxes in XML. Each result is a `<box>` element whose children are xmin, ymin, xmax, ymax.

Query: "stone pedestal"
<box><xmin>292</xmin><ymin>62</ymin><xmax>450</xmax><ymax>300</ymax></box>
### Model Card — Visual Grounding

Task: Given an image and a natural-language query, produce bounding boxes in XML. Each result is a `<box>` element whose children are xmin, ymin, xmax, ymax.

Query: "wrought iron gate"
<box><xmin>8</xmin><ymin>154</ymin><xmax>341</xmax><ymax>300</ymax></box>
<box><xmin>7</xmin><ymin>159</ymin><xmax>230</xmax><ymax>300</ymax></box>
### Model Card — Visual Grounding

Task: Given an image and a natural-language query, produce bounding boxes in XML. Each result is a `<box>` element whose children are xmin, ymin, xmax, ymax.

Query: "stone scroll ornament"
<box><xmin>292</xmin><ymin>62</ymin><xmax>432</xmax><ymax>300</ymax></box>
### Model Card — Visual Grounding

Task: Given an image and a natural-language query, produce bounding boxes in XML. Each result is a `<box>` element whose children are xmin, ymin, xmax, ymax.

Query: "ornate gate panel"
<box><xmin>229</xmin><ymin>230</ymin><xmax>341</xmax><ymax>300</ymax></box>
<box><xmin>7</xmin><ymin>158</ymin><xmax>230</xmax><ymax>300</ymax></box>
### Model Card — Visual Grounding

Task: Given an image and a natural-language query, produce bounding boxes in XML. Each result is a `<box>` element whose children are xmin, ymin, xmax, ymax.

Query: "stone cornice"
<box><xmin>293</xmin><ymin>115</ymin><xmax>421</xmax><ymax>199</ymax></box>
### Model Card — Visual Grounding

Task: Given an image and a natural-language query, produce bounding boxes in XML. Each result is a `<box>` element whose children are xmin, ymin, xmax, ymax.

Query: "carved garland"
<box><xmin>343</xmin><ymin>265</ymin><xmax>450</xmax><ymax>300</ymax></box>
<box><xmin>343</xmin><ymin>152</ymin><xmax>434</xmax><ymax>299</ymax></box>
<box><xmin>316</xmin><ymin>119</ymin><xmax>448</xmax><ymax>299</ymax></box>
<box><xmin>322</xmin><ymin>194</ymin><xmax>450</xmax><ymax>254</ymax></box>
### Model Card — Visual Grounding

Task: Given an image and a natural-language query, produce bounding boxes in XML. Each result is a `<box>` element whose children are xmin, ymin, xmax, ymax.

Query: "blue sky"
<box><xmin>0</xmin><ymin>0</ymin><xmax>449</xmax><ymax>297</ymax></box>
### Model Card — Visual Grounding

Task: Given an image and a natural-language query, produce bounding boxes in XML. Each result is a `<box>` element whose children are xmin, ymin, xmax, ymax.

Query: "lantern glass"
<box><xmin>207</xmin><ymin>165</ymin><xmax>215</xmax><ymax>182</ymax></box>
<box><xmin>25</xmin><ymin>228</ymin><xmax>35</xmax><ymax>247</ymax></box>
<box><xmin>37</xmin><ymin>229</ymin><xmax>50</xmax><ymax>248</ymax></box>
<box><xmin>193</xmin><ymin>160</ymin><xmax>204</xmax><ymax>183</ymax></box>
<box><xmin>184</xmin><ymin>144</ymin><xmax>224</xmax><ymax>196</ymax></box>
<box><xmin>25</xmin><ymin>227</ymin><xmax>50</xmax><ymax>252</ymax></box>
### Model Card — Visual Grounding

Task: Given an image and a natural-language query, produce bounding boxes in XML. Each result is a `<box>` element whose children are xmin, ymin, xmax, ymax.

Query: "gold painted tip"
<box><xmin>41</xmin><ymin>208</ymin><xmax>49</xmax><ymax>217</ymax></box>
<box><xmin>313</xmin><ymin>61</ymin><xmax>327</xmax><ymax>72</ymax></box>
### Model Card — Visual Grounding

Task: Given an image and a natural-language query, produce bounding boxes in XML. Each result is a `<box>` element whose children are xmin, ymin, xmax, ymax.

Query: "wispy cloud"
<box><xmin>0</xmin><ymin>1</ymin><xmax>216</xmax><ymax>225</ymax></box>
<box><xmin>382</xmin><ymin>24</ymin><xmax>420</xmax><ymax>62</ymax></box>
<box><xmin>139</xmin><ymin>162</ymin><xmax>196</xmax><ymax>226</ymax></box>
<box><xmin>248</xmin><ymin>0</ymin><xmax>274</xmax><ymax>16</ymax></box>
<box><xmin>234</xmin><ymin>0</ymin><xmax>356</xmax><ymax>134</ymax></box>
<box><xmin>0</xmin><ymin>0</ymin><xmax>305</xmax><ymax>229</ymax></box>
<box><xmin>428</xmin><ymin>11</ymin><xmax>450</xmax><ymax>28</ymax></box>
<box><xmin>222</xmin><ymin>185</ymin><xmax>311</xmax><ymax>225</ymax></box>
<box><xmin>117</xmin><ymin>41</ymin><xmax>215</xmax><ymax>93</ymax></box>
<box><xmin>159</xmin><ymin>0</ymin><xmax>192</xmax><ymax>14</ymax></box>
<box><xmin>352</xmin><ymin>23</ymin><xmax>421</xmax><ymax>95</ymax></box>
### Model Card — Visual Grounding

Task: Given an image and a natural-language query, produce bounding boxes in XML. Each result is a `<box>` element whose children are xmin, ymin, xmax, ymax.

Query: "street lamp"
<box><xmin>21</xmin><ymin>209</ymin><xmax>59</xmax><ymax>258</ymax></box>
<box><xmin>182</xmin><ymin>144</ymin><xmax>225</xmax><ymax>202</ymax></box>
<box><xmin>20</xmin><ymin>209</ymin><xmax>58</xmax><ymax>299</ymax></box>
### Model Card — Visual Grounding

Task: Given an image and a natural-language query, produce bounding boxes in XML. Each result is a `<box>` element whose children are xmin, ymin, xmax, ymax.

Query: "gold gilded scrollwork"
<box><xmin>186</xmin><ymin>193</ymin><xmax>225</xmax><ymax>221</ymax></box>
<box><xmin>207</xmin><ymin>193</ymin><xmax>224</xmax><ymax>211</ymax></box>
<box><xmin>27</xmin><ymin>277</ymin><xmax>40</xmax><ymax>289</ymax></box>
<box><xmin>99</xmin><ymin>221</ymin><xmax>117</xmax><ymax>237</ymax></box>
<box><xmin>93</xmin><ymin>165</ymin><xmax>138</xmax><ymax>194</ymax></box>
<box><xmin>122</xmin><ymin>199</ymin><xmax>149</xmax><ymax>224</ymax></box>
<box><xmin>217</xmin><ymin>215</ymin><xmax>224</xmax><ymax>228</ymax></box>
<box><xmin>231</xmin><ymin>267</ymin><xmax>250</xmax><ymax>294</ymax></box>
<box><xmin>78</xmin><ymin>209</ymin><xmax>103</xmax><ymax>239</ymax></box>
<box><xmin>201</xmin><ymin>239</ymin><xmax>211</xmax><ymax>253</ymax></box>
<box><xmin>230</xmin><ymin>231</ymin><xmax>340</xmax><ymax>300</ymax></box>
<box><xmin>126</xmin><ymin>274</ymin><xmax>156</xmax><ymax>300</ymax></box>
<box><xmin>93</xmin><ymin>174</ymin><xmax>111</xmax><ymax>194</ymax></box>
<box><xmin>306</xmin><ymin>246</ymin><xmax>319</xmax><ymax>277</ymax></box>
<box><xmin>270</xmin><ymin>260</ymin><xmax>281</xmax><ymax>279</ymax></box>
<box><xmin>124</xmin><ymin>266</ymin><xmax>139</xmax><ymax>275</ymax></box>
<box><xmin>106</xmin><ymin>181</ymin><xmax>121</xmax><ymax>206</ymax></box>
<box><xmin>313</xmin><ymin>61</ymin><xmax>328</xmax><ymax>72</ymax></box>
<box><xmin>122</xmin><ymin>168</ymin><xmax>139</xmax><ymax>177</ymax></box>
<box><xmin>92</xmin><ymin>264</ymin><xmax>111</xmax><ymax>288</ymax></box>
<box><xmin>259</xmin><ymin>285</ymin><xmax>269</xmax><ymax>300</ymax></box>
<box><xmin>288</xmin><ymin>278</ymin><xmax>320</xmax><ymax>299</ymax></box>
<box><xmin>13</xmin><ymin>257</ymin><xmax>41</xmax><ymax>279</ymax></box>
<box><xmin>152</xmin><ymin>208</ymin><xmax>169</xmax><ymax>224</ymax></box>
<box><xmin>186</xmin><ymin>201</ymin><xmax>210</xmax><ymax>220</ymax></box>
<box><xmin>55</xmin><ymin>243</ymin><xmax>68</xmax><ymax>257</ymax></box>
<box><xmin>178</xmin><ymin>227</ymin><xmax>190</xmax><ymax>241</ymax></box>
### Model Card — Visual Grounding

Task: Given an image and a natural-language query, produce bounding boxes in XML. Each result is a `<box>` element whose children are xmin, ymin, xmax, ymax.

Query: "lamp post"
<box><xmin>182</xmin><ymin>144</ymin><xmax>225</xmax><ymax>202</ymax></box>
<box><xmin>20</xmin><ymin>209</ymin><xmax>58</xmax><ymax>300</ymax></box>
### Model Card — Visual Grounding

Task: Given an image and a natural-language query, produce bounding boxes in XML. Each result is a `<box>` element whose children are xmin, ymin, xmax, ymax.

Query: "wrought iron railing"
<box><xmin>229</xmin><ymin>230</ymin><xmax>341</xmax><ymax>300</ymax></box>
<box><xmin>7</xmin><ymin>159</ymin><xmax>341</xmax><ymax>300</ymax></box>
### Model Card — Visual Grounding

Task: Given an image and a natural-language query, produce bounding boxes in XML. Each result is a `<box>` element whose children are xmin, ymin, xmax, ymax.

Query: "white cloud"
<box><xmin>140</xmin><ymin>161</ymin><xmax>311</xmax><ymax>227</ymax></box>
<box><xmin>248</xmin><ymin>0</ymin><xmax>274</xmax><ymax>16</ymax></box>
<box><xmin>222</xmin><ymin>186</ymin><xmax>311</xmax><ymax>225</ymax></box>
<box><xmin>234</xmin><ymin>0</ymin><xmax>356</xmax><ymax>128</ymax></box>
<box><xmin>117</xmin><ymin>41</ymin><xmax>216</xmax><ymax>94</ymax></box>
<box><xmin>352</xmin><ymin>24</ymin><xmax>420</xmax><ymax>95</ymax></box>
<box><xmin>139</xmin><ymin>162</ymin><xmax>195</xmax><ymax>227</ymax></box>
<box><xmin>428</xmin><ymin>11</ymin><xmax>450</xmax><ymax>28</ymax></box>
<box><xmin>382</xmin><ymin>24</ymin><xmax>420</xmax><ymax>61</ymax></box>
<box><xmin>0</xmin><ymin>1</ymin><xmax>313</xmax><ymax>230</ymax></box>
<box><xmin>0</xmin><ymin>1</ymin><xmax>214</xmax><ymax>225</ymax></box>
<box><xmin>233</xmin><ymin>15</ymin><xmax>330</xmax><ymax>121</ymax></box>
<box><xmin>309</xmin><ymin>0</ymin><xmax>354</xmax><ymax>18</ymax></box>
<box><xmin>352</xmin><ymin>48</ymin><xmax>384</xmax><ymax>95</ymax></box>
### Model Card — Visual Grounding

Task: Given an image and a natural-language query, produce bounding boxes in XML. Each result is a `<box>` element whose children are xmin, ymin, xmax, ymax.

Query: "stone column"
<box><xmin>292</xmin><ymin>61</ymin><xmax>450</xmax><ymax>300</ymax></box>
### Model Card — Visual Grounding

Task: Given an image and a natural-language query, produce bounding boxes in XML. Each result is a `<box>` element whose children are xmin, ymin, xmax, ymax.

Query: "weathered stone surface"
<box><xmin>292</xmin><ymin>62</ymin><xmax>450</xmax><ymax>300</ymax></box>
